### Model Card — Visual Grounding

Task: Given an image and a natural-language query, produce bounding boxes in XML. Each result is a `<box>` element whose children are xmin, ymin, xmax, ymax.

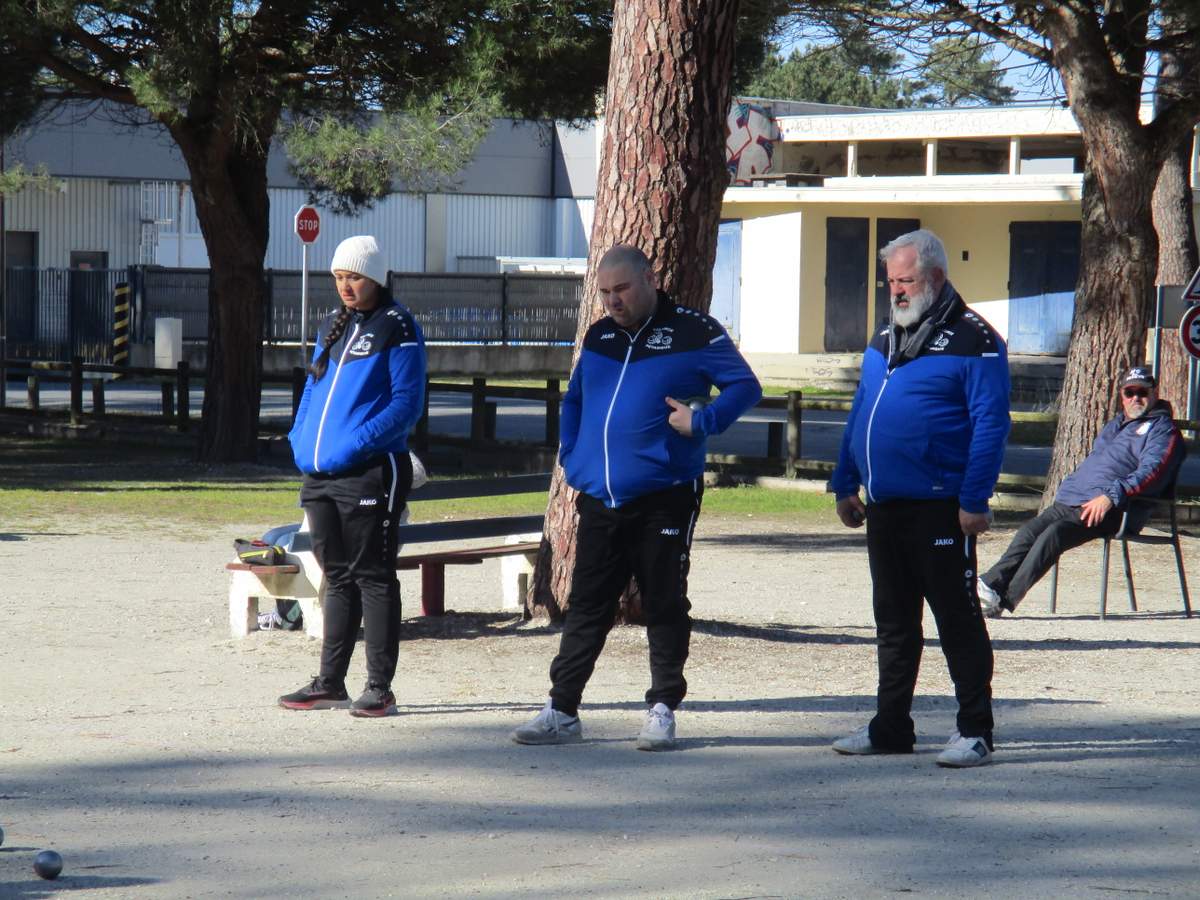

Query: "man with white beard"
<box><xmin>828</xmin><ymin>229</ymin><xmax>1011</xmax><ymax>768</ymax></box>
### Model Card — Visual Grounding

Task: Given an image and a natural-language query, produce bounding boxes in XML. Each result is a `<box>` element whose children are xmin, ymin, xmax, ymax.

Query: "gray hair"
<box><xmin>879</xmin><ymin>229</ymin><xmax>948</xmax><ymax>276</ymax></box>
<box><xmin>598</xmin><ymin>244</ymin><xmax>651</xmax><ymax>273</ymax></box>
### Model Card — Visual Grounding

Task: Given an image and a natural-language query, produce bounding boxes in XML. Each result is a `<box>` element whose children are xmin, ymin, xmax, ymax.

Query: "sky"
<box><xmin>775</xmin><ymin>26</ymin><xmax>1064</xmax><ymax>107</ymax></box>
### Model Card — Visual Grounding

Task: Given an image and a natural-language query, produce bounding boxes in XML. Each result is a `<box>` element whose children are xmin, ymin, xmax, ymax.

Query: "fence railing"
<box><xmin>129</xmin><ymin>267</ymin><xmax>583</xmax><ymax>345</ymax></box>
<box><xmin>3</xmin><ymin>266</ymin><xmax>584</xmax><ymax>362</ymax></box>
<box><xmin>3</xmin><ymin>267</ymin><xmax>129</xmax><ymax>364</ymax></box>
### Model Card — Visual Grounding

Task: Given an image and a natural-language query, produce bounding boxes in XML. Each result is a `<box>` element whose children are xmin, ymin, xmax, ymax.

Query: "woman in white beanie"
<box><xmin>282</xmin><ymin>235</ymin><xmax>427</xmax><ymax>717</ymax></box>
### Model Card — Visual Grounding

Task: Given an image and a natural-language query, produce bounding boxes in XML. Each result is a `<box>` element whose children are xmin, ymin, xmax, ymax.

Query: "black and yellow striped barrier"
<box><xmin>113</xmin><ymin>282</ymin><xmax>130</xmax><ymax>378</ymax></box>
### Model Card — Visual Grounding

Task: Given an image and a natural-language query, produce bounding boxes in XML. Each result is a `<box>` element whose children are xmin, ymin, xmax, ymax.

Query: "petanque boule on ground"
<box><xmin>33</xmin><ymin>849</ymin><xmax>63</xmax><ymax>880</ymax></box>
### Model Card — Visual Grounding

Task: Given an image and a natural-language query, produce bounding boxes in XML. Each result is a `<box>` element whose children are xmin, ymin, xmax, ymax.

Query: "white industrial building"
<box><xmin>1</xmin><ymin>102</ymin><xmax>600</xmax><ymax>274</ymax></box>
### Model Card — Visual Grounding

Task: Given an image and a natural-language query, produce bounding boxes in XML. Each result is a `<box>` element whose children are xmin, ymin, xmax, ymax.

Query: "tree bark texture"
<box><xmin>1038</xmin><ymin>5</ymin><xmax>1168</xmax><ymax>504</ymax></box>
<box><xmin>1042</xmin><ymin>163</ymin><xmax>1158</xmax><ymax>505</ymax></box>
<box><xmin>171</xmin><ymin>113</ymin><xmax>279</xmax><ymax>462</ymax></box>
<box><xmin>526</xmin><ymin>0</ymin><xmax>741</xmax><ymax>620</ymax></box>
<box><xmin>1149</xmin><ymin>39</ymin><xmax>1200</xmax><ymax>417</ymax></box>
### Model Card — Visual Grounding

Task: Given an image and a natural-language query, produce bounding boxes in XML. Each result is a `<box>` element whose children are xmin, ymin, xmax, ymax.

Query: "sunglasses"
<box><xmin>1122</xmin><ymin>387</ymin><xmax>1150</xmax><ymax>399</ymax></box>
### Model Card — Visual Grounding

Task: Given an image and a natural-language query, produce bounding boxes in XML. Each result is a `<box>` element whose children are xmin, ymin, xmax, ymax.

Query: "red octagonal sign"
<box><xmin>294</xmin><ymin>205</ymin><xmax>320</xmax><ymax>244</ymax></box>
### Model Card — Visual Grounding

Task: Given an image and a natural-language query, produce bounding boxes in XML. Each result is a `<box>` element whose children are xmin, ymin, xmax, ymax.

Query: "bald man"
<box><xmin>512</xmin><ymin>244</ymin><xmax>762</xmax><ymax>750</ymax></box>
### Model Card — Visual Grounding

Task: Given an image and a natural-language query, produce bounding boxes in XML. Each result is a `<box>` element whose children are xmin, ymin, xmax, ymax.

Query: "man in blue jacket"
<box><xmin>829</xmin><ymin>229</ymin><xmax>1010</xmax><ymax>768</ymax></box>
<box><xmin>978</xmin><ymin>367</ymin><xmax>1184</xmax><ymax>617</ymax></box>
<box><xmin>512</xmin><ymin>244</ymin><xmax>762</xmax><ymax>750</ymax></box>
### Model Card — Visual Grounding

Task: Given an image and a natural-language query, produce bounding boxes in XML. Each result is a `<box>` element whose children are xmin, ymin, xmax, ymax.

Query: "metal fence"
<box><xmin>3</xmin><ymin>266</ymin><xmax>583</xmax><ymax>361</ymax></box>
<box><xmin>267</xmin><ymin>271</ymin><xmax>339</xmax><ymax>343</ymax></box>
<box><xmin>139</xmin><ymin>268</ymin><xmax>582</xmax><ymax>344</ymax></box>
<box><xmin>3</xmin><ymin>267</ymin><xmax>128</xmax><ymax>363</ymax></box>
<box><xmin>139</xmin><ymin>267</ymin><xmax>210</xmax><ymax>341</ymax></box>
<box><xmin>268</xmin><ymin>271</ymin><xmax>581</xmax><ymax>343</ymax></box>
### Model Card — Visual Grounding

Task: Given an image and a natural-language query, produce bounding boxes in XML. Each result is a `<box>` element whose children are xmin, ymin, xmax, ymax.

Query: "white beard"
<box><xmin>891</xmin><ymin>284</ymin><xmax>936</xmax><ymax>328</ymax></box>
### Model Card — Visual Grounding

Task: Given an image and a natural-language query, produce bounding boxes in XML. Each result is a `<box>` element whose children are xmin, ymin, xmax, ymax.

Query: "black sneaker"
<box><xmin>278</xmin><ymin>676</ymin><xmax>349</xmax><ymax>711</ymax></box>
<box><xmin>349</xmin><ymin>683</ymin><xmax>397</xmax><ymax>718</ymax></box>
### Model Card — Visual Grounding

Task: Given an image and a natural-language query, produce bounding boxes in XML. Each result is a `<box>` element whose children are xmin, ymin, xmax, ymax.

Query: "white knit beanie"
<box><xmin>330</xmin><ymin>235</ymin><xmax>387</xmax><ymax>286</ymax></box>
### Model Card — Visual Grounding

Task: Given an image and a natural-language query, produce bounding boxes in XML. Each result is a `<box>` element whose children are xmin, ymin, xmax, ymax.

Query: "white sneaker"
<box><xmin>831</xmin><ymin>724</ymin><xmax>887</xmax><ymax>755</ymax></box>
<box><xmin>936</xmin><ymin>731</ymin><xmax>993</xmax><ymax>768</ymax></box>
<box><xmin>977</xmin><ymin>577</ymin><xmax>1005</xmax><ymax>618</ymax></box>
<box><xmin>636</xmin><ymin>703</ymin><xmax>676</xmax><ymax>751</ymax></box>
<box><xmin>511</xmin><ymin>701</ymin><xmax>582</xmax><ymax>745</ymax></box>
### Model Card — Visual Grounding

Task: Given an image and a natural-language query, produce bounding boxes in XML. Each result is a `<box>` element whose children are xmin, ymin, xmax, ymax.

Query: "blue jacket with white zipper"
<box><xmin>289</xmin><ymin>298</ymin><xmax>426</xmax><ymax>475</ymax></box>
<box><xmin>560</xmin><ymin>292</ymin><xmax>762</xmax><ymax>508</ymax></box>
<box><xmin>829</xmin><ymin>283</ymin><xmax>1010</xmax><ymax>514</ymax></box>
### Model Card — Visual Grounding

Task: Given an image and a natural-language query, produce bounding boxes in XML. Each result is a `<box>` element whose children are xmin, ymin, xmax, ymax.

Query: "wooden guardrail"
<box><xmin>4</xmin><ymin>358</ymin><xmax>1198</xmax><ymax>492</ymax></box>
<box><xmin>0</xmin><ymin>357</ymin><xmax>307</xmax><ymax>432</ymax></box>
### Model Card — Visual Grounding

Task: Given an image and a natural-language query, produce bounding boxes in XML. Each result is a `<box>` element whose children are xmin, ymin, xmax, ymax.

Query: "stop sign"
<box><xmin>294</xmin><ymin>205</ymin><xmax>320</xmax><ymax>244</ymax></box>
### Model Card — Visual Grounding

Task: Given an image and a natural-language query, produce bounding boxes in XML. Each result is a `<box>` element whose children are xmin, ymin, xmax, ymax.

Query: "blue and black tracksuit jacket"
<box><xmin>830</xmin><ymin>284</ymin><xmax>1010</xmax><ymax>514</ymax></box>
<box><xmin>289</xmin><ymin>299</ymin><xmax>427</xmax><ymax>475</ymax></box>
<box><xmin>560</xmin><ymin>293</ymin><xmax>762</xmax><ymax>508</ymax></box>
<box><xmin>1055</xmin><ymin>399</ymin><xmax>1184</xmax><ymax>531</ymax></box>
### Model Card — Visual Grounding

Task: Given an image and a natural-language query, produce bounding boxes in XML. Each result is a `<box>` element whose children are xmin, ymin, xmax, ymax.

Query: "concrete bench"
<box><xmin>227</xmin><ymin>474</ymin><xmax>549</xmax><ymax>639</ymax></box>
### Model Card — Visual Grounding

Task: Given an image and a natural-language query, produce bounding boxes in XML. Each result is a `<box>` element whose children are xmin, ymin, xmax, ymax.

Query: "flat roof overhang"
<box><xmin>723</xmin><ymin>174</ymin><xmax>1084</xmax><ymax>205</ymax></box>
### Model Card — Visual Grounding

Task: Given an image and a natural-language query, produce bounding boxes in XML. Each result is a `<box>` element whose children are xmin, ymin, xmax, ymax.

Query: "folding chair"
<box><xmin>1049</xmin><ymin>477</ymin><xmax>1191</xmax><ymax>619</ymax></box>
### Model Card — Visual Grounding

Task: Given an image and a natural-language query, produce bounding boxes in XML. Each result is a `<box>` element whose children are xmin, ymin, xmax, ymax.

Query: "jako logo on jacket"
<box><xmin>560</xmin><ymin>293</ymin><xmax>762</xmax><ymax>508</ymax></box>
<box><xmin>289</xmin><ymin>300</ymin><xmax>426</xmax><ymax>475</ymax></box>
<box><xmin>829</xmin><ymin>286</ymin><xmax>1010</xmax><ymax>514</ymax></box>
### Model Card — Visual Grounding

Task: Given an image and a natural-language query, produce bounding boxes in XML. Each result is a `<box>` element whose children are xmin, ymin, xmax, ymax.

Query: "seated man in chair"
<box><xmin>978</xmin><ymin>366</ymin><xmax>1185</xmax><ymax>617</ymax></box>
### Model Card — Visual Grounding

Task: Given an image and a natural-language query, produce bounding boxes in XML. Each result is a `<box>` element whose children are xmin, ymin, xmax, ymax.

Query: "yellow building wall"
<box><xmin>916</xmin><ymin>203</ymin><xmax>1081</xmax><ymax>305</ymax></box>
<box><xmin>722</xmin><ymin>197</ymin><xmax>1081</xmax><ymax>353</ymax></box>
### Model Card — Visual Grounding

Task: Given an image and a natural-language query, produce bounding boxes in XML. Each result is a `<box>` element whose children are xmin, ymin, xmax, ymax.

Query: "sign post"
<box><xmin>1182</xmin><ymin>265</ymin><xmax>1200</xmax><ymax>304</ymax></box>
<box><xmin>1178</xmin><ymin>303</ymin><xmax>1200</xmax><ymax>421</ymax></box>
<box><xmin>293</xmin><ymin>205</ymin><xmax>321</xmax><ymax>358</ymax></box>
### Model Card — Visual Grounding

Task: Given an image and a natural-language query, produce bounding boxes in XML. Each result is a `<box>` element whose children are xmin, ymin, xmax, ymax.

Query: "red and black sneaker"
<box><xmin>278</xmin><ymin>676</ymin><xmax>349</xmax><ymax>711</ymax></box>
<box><xmin>349</xmin><ymin>683</ymin><xmax>397</xmax><ymax>718</ymax></box>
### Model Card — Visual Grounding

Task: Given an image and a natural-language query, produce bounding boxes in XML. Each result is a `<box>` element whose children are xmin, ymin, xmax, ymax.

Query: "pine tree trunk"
<box><xmin>1040</xmin><ymin>13</ymin><xmax>1162</xmax><ymax>504</ymax></box>
<box><xmin>171</xmin><ymin>121</ymin><xmax>277</xmax><ymax>462</ymax></box>
<box><xmin>1149</xmin><ymin>41</ymin><xmax>1199</xmax><ymax>417</ymax></box>
<box><xmin>525</xmin><ymin>0</ymin><xmax>741</xmax><ymax>620</ymax></box>
<box><xmin>1042</xmin><ymin>164</ymin><xmax>1158</xmax><ymax>503</ymax></box>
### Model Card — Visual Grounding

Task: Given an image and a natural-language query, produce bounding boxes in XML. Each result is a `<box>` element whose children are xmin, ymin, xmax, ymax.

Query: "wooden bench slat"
<box><xmin>397</xmin><ymin>541</ymin><xmax>540</xmax><ymax>568</ymax></box>
<box><xmin>225</xmin><ymin>563</ymin><xmax>301</xmax><ymax>574</ymax></box>
<box><xmin>288</xmin><ymin>514</ymin><xmax>545</xmax><ymax>553</ymax></box>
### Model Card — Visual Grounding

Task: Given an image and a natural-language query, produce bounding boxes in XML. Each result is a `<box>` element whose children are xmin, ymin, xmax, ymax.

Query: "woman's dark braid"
<box><xmin>309</xmin><ymin>305</ymin><xmax>353</xmax><ymax>381</ymax></box>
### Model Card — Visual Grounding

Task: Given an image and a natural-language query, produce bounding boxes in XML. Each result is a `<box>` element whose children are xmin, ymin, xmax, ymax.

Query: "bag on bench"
<box><xmin>233</xmin><ymin>538</ymin><xmax>286</xmax><ymax>566</ymax></box>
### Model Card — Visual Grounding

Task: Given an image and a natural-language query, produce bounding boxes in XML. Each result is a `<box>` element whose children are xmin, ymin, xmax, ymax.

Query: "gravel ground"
<box><xmin>1</xmin><ymin>514</ymin><xmax>1197</xmax><ymax>898</ymax></box>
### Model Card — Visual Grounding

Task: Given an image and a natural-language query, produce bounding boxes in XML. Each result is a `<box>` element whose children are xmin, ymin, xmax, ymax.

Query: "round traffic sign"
<box><xmin>1179</xmin><ymin>305</ymin><xmax>1200</xmax><ymax>359</ymax></box>
<box><xmin>293</xmin><ymin>205</ymin><xmax>320</xmax><ymax>244</ymax></box>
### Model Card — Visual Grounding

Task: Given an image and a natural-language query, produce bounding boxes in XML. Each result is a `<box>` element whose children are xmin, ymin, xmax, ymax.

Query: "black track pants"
<box><xmin>866</xmin><ymin>499</ymin><xmax>994</xmax><ymax>750</ymax></box>
<box><xmin>548</xmin><ymin>480</ymin><xmax>703</xmax><ymax>717</ymax></box>
<box><xmin>301</xmin><ymin>452</ymin><xmax>412</xmax><ymax>688</ymax></box>
<box><xmin>981</xmin><ymin>502</ymin><xmax>1119</xmax><ymax>610</ymax></box>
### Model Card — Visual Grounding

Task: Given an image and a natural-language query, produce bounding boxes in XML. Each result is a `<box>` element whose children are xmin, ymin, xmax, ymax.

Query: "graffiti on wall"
<box><xmin>725</xmin><ymin>101</ymin><xmax>781</xmax><ymax>185</ymax></box>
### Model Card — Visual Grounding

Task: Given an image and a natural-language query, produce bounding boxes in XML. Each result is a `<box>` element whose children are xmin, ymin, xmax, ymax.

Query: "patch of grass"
<box><xmin>759</xmin><ymin>384</ymin><xmax>853</xmax><ymax>399</ymax></box>
<box><xmin>409</xmin><ymin>492</ymin><xmax>548</xmax><ymax>520</ymax></box>
<box><xmin>0</xmin><ymin>435</ymin><xmax>834</xmax><ymax>531</ymax></box>
<box><xmin>704</xmin><ymin>485</ymin><xmax>834</xmax><ymax>520</ymax></box>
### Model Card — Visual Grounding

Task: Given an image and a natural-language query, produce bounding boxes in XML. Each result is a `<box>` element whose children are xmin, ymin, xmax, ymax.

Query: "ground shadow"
<box><xmin>389</xmin><ymin>693</ymin><xmax>1092</xmax><ymax>718</ymax></box>
<box><xmin>0</xmin><ymin>875</ymin><xmax>159</xmax><ymax>896</ymax></box>
<box><xmin>696</xmin><ymin>532</ymin><xmax>866</xmax><ymax>552</ymax></box>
